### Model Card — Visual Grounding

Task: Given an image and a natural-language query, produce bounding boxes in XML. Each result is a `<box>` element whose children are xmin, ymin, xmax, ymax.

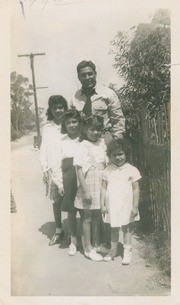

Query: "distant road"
<box><xmin>11</xmin><ymin>132</ymin><xmax>36</xmax><ymax>151</ymax></box>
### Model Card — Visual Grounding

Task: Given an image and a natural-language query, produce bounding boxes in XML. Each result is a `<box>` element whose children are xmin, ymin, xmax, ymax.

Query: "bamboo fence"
<box><xmin>128</xmin><ymin>104</ymin><xmax>170</xmax><ymax>233</ymax></box>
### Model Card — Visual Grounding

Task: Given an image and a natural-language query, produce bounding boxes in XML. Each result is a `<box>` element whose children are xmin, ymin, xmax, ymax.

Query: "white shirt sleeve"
<box><xmin>102</xmin><ymin>168</ymin><xmax>108</xmax><ymax>181</ymax></box>
<box><xmin>131</xmin><ymin>166</ymin><xmax>141</xmax><ymax>182</ymax></box>
<box><xmin>39</xmin><ymin>126</ymin><xmax>48</xmax><ymax>172</ymax></box>
<box><xmin>73</xmin><ymin>143</ymin><xmax>84</xmax><ymax>167</ymax></box>
<box><xmin>50</xmin><ymin>141</ymin><xmax>64</xmax><ymax>189</ymax></box>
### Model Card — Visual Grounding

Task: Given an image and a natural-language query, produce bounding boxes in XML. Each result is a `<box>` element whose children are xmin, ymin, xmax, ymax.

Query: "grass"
<box><xmin>136</xmin><ymin>230</ymin><xmax>171</xmax><ymax>290</ymax></box>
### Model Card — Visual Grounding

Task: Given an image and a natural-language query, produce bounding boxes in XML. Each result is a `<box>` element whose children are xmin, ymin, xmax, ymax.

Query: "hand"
<box><xmin>58</xmin><ymin>187</ymin><xmax>64</xmax><ymax>196</ymax></box>
<box><xmin>131</xmin><ymin>206</ymin><xmax>138</xmax><ymax>218</ymax></box>
<box><xmin>84</xmin><ymin>192</ymin><xmax>92</xmax><ymax>205</ymax></box>
<box><xmin>101</xmin><ymin>205</ymin><xmax>108</xmax><ymax>215</ymax></box>
<box><xmin>113</xmin><ymin>134</ymin><xmax>123</xmax><ymax>140</ymax></box>
<box><xmin>43</xmin><ymin>171</ymin><xmax>49</xmax><ymax>185</ymax></box>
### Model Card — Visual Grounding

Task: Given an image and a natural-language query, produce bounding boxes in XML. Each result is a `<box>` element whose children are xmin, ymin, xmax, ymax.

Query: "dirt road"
<box><xmin>11</xmin><ymin>133</ymin><xmax>169</xmax><ymax>296</ymax></box>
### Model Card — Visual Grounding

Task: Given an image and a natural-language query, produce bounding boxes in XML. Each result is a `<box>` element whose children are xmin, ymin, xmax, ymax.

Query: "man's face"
<box><xmin>78</xmin><ymin>67</ymin><xmax>96</xmax><ymax>91</ymax></box>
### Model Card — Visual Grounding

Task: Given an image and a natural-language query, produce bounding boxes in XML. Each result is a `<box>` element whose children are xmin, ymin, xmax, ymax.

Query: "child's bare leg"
<box><xmin>83</xmin><ymin>210</ymin><xmax>93</xmax><ymax>252</ymax></box>
<box><xmin>111</xmin><ymin>227</ymin><xmax>120</xmax><ymax>243</ymax></box>
<box><xmin>122</xmin><ymin>223</ymin><xmax>134</xmax><ymax>265</ymax></box>
<box><xmin>104</xmin><ymin>227</ymin><xmax>119</xmax><ymax>261</ymax></box>
<box><xmin>122</xmin><ymin>223</ymin><xmax>134</xmax><ymax>245</ymax></box>
<box><xmin>92</xmin><ymin>210</ymin><xmax>101</xmax><ymax>248</ymax></box>
<box><xmin>68</xmin><ymin>210</ymin><xmax>77</xmax><ymax>245</ymax></box>
<box><xmin>79</xmin><ymin>209</ymin><xmax>85</xmax><ymax>251</ymax></box>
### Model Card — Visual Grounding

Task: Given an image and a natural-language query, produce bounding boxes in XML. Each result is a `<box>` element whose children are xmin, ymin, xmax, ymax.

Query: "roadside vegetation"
<box><xmin>11</xmin><ymin>71</ymin><xmax>43</xmax><ymax>140</ymax></box>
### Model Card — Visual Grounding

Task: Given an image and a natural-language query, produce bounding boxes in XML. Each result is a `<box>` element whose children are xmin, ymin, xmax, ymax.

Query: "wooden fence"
<box><xmin>127</xmin><ymin>104</ymin><xmax>170</xmax><ymax>233</ymax></box>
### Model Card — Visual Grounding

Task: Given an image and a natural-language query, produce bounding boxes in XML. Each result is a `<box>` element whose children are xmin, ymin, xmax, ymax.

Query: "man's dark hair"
<box><xmin>77</xmin><ymin>60</ymin><xmax>96</xmax><ymax>75</ymax></box>
<box><xmin>46</xmin><ymin>95</ymin><xmax>68</xmax><ymax>121</ymax></box>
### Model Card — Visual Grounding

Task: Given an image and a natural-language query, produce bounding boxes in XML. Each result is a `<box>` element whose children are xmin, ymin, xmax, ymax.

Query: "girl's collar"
<box><xmin>111</xmin><ymin>162</ymin><xmax>129</xmax><ymax>170</ymax></box>
<box><xmin>83</xmin><ymin>138</ymin><xmax>102</xmax><ymax>146</ymax></box>
<box><xmin>50</xmin><ymin>120</ymin><xmax>61</xmax><ymax>127</ymax></box>
<box><xmin>62</xmin><ymin>134</ymin><xmax>79</xmax><ymax>142</ymax></box>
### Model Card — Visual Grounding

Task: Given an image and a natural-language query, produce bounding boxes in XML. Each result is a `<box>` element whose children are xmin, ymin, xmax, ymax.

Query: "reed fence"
<box><xmin>127</xmin><ymin>104</ymin><xmax>170</xmax><ymax>233</ymax></box>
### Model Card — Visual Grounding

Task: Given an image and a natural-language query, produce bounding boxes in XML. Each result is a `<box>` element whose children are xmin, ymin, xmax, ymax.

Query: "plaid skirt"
<box><xmin>74</xmin><ymin>164</ymin><xmax>105</xmax><ymax>210</ymax></box>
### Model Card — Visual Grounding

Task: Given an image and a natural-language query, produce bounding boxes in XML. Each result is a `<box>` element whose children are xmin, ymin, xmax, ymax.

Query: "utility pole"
<box><xmin>18</xmin><ymin>52</ymin><xmax>45</xmax><ymax>148</ymax></box>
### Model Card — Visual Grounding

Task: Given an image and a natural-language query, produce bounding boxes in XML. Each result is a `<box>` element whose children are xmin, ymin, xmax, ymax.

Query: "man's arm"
<box><xmin>107</xmin><ymin>89</ymin><xmax>125</xmax><ymax>139</ymax></box>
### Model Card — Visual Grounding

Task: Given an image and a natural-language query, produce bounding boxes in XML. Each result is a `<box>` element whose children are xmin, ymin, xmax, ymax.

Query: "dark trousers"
<box><xmin>52</xmin><ymin>196</ymin><xmax>63</xmax><ymax>229</ymax></box>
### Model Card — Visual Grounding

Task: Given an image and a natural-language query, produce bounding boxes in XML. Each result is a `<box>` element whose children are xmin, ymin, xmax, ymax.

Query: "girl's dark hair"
<box><xmin>106</xmin><ymin>138</ymin><xmax>132</xmax><ymax>163</ymax></box>
<box><xmin>61</xmin><ymin>108</ymin><xmax>82</xmax><ymax>134</ymax></box>
<box><xmin>80</xmin><ymin>115</ymin><xmax>104</xmax><ymax>141</ymax></box>
<box><xmin>77</xmin><ymin>60</ymin><xmax>96</xmax><ymax>75</ymax></box>
<box><xmin>46</xmin><ymin>95</ymin><xmax>68</xmax><ymax>121</ymax></box>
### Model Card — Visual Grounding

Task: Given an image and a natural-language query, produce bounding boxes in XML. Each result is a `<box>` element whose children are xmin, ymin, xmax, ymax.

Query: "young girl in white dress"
<box><xmin>40</xmin><ymin>95</ymin><xmax>68</xmax><ymax>246</ymax></box>
<box><xmin>101</xmin><ymin>139</ymin><xmax>141</xmax><ymax>264</ymax></box>
<box><xmin>51</xmin><ymin>109</ymin><xmax>84</xmax><ymax>256</ymax></box>
<box><xmin>74</xmin><ymin>115</ymin><xmax>107</xmax><ymax>262</ymax></box>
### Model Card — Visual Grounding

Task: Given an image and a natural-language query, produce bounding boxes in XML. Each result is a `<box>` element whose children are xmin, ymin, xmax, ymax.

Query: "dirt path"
<box><xmin>11</xmin><ymin>134</ymin><xmax>170</xmax><ymax>296</ymax></box>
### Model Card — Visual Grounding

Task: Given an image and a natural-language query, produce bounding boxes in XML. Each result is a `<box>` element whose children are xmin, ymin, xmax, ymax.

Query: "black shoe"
<box><xmin>49</xmin><ymin>231</ymin><xmax>64</xmax><ymax>246</ymax></box>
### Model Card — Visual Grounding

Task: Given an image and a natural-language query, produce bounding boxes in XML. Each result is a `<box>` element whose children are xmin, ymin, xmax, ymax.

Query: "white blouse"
<box><xmin>51</xmin><ymin>135</ymin><xmax>80</xmax><ymax>189</ymax></box>
<box><xmin>73</xmin><ymin>139</ymin><xmax>107</xmax><ymax>176</ymax></box>
<box><xmin>39</xmin><ymin>121</ymin><xmax>63</xmax><ymax>172</ymax></box>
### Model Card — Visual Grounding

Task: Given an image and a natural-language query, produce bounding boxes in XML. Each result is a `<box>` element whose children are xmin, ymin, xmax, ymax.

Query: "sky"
<box><xmin>11</xmin><ymin>0</ymin><xmax>170</xmax><ymax>109</ymax></box>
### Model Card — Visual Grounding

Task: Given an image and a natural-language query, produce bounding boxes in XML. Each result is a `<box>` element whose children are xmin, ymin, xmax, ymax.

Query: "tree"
<box><xmin>11</xmin><ymin>71</ymin><xmax>42</xmax><ymax>140</ymax></box>
<box><xmin>110</xmin><ymin>9</ymin><xmax>170</xmax><ymax>115</ymax></box>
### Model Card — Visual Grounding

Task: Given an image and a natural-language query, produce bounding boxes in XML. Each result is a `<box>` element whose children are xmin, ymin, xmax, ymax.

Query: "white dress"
<box><xmin>103</xmin><ymin>163</ymin><xmax>141</xmax><ymax>227</ymax></box>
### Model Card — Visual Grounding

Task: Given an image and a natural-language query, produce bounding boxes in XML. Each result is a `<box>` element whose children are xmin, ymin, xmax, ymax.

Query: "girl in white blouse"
<box><xmin>51</xmin><ymin>109</ymin><xmax>84</xmax><ymax>256</ymax></box>
<box><xmin>74</xmin><ymin>115</ymin><xmax>107</xmax><ymax>262</ymax></box>
<box><xmin>40</xmin><ymin>95</ymin><xmax>68</xmax><ymax>246</ymax></box>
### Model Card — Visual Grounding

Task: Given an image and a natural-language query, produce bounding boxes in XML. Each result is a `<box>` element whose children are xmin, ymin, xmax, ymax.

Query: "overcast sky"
<box><xmin>11</xmin><ymin>0</ymin><xmax>168</xmax><ymax>109</ymax></box>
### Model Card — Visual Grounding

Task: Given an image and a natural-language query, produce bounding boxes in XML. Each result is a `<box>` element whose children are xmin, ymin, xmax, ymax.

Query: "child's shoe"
<box><xmin>49</xmin><ymin>231</ymin><xmax>64</xmax><ymax>246</ymax></box>
<box><xmin>103</xmin><ymin>241</ymin><xmax>118</xmax><ymax>261</ymax></box>
<box><xmin>94</xmin><ymin>244</ymin><xmax>109</xmax><ymax>254</ymax></box>
<box><xmin>122</xmin><ymin>245</ymin><xmax>132</xmax><ymax>265</ymax></box>
<box><xmin>84</xmin><ymin>249</ymin><xmax>103</xmax><ymax>262</ymax></box>
<box><xmin>68</xmin><ymin>243</ymin><xmax>77</xmax><ymax>256</ymax></box>
<box><xmin>103</xmin><ymin>248</ymin><xmax>117</xmax><ymax>262</ymax></box>
<box><xmin>93</xmin><ymin>246</ymin><xmax>101</xmax><ymax>253</ymax></box>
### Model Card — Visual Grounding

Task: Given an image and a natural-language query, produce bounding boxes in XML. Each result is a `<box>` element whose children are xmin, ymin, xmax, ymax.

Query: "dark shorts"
<box><xmin>61</xmin><ymin>158</ymin><xmax>77</xmax><ymax>212</ymax></box>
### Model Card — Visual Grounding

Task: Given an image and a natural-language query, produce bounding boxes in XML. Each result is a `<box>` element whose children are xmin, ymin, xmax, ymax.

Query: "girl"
<box><xmin>101</xmin><ymin>139</ymin><xmax>141</xmax><ymax>264</ymax></box>
<box><xmin>73</xmin><ymin>115</ymin><xmax>107</xmax><ymax>262</ymax></box>
<box><xmin>40</xmin><ymin>95</ymin><xmax>68</xmax><ymax>246</ymax></box>
<box><xmin>51</xmin><ymin>109</ymin><xmax>84</xmax><ymax>256</ymax></box>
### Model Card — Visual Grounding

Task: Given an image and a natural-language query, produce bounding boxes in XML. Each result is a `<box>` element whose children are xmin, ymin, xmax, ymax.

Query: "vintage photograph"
<box><xmin>10</xmin><ymin>0</ymin><xmax>171</xmax><ymax>297</ymax></box>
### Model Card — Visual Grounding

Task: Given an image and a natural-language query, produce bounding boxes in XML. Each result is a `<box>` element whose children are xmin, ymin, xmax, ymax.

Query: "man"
<box><xmin>71</xmin><ymin>60</ymin><xmax>125</xmax><ymax>140</ymax></box>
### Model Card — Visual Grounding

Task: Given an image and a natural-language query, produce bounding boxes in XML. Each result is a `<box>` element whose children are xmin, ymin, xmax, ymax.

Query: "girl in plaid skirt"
<box><xmin>74</xmin><ymin>115</ymin><xmax>107</xmax><ymax>261</ymax></box>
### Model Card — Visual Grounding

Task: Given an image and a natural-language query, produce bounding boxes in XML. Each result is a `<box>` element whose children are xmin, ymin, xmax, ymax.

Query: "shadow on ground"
<box><xmin>38</xmin><ymin>218</ymin><xmax>84</xmax><ymax>249</ymax></box>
